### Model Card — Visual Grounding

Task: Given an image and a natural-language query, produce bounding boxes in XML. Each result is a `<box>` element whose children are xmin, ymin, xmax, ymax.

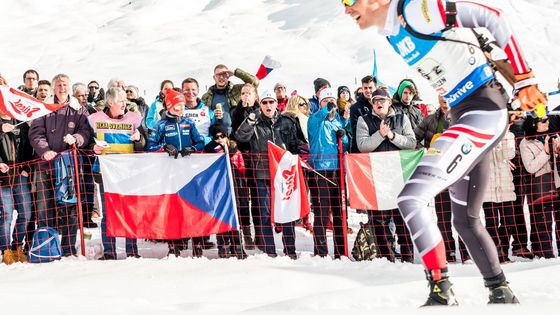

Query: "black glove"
<box><xmin>247</xmin><ymin>112</ymin><xmax>258</xmax><ymax>125</ymax></box>
<box><xmin>336</xmin><ymin>129</ymin><xmax>346</xmax><ymax>138</ymax></box>
<box><xmin>326</xmin><ymin>102</ymin><xmax>336</xmax><ymax>112</ymax></box>
<box><xmin>164</xmin><ymin>144</ymin><xmax>179</xmax><ymax>159</ymax></box>
<box><xmin>180</xmin><ymin>147</ymin><xmax>195</xmax><ymax>157</ymax></box>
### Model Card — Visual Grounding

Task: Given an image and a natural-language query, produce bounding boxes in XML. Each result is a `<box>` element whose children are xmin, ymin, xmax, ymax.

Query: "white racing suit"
<box><xmin>381</xmin><ymin>0</ymin><xmax>530</xmax><ymax>278</ymax></box>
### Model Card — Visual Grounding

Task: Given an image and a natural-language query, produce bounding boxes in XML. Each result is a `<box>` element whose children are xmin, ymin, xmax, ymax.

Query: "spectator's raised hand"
<box><xmin>379</xmin><ymin>120</ymin><xmax>390</xmax><ymax>138</ymax></box>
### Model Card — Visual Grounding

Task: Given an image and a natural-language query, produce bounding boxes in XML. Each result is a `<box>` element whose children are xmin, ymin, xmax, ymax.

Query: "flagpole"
<box><xmin>337</xmin><ymin>130</ymin><xmax>349</xmax><ymax>258</ymax></box>
<box><xmin>72</xmin><ymin>144</ymin><xmax>86</xmax><ymax>257</ymax></box>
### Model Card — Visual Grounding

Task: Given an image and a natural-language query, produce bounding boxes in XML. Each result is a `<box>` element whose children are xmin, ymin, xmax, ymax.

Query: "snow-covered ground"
<box><xmin>1</xmin><ymin>1</ymin><xmax>560</xmax><ymax>314</ymax></box>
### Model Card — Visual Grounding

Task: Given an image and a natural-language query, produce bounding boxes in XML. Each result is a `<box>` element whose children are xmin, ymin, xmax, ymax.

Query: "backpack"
<box><xmin>28</xmin><ymin>227</ymin><xmax>62</xmax><ymax>263</ymax></box>
<box><xmin>54</xmin><ymin>151</ymin><xmax>80</xmax><ymax>205</ymax></box>
<box><xmin>351</xmin><ymin>223</ymin><xmax>378</xmax><ymax>261</ymax></box>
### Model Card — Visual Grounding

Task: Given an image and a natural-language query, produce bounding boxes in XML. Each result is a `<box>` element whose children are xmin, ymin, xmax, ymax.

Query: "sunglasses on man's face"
<box><xmin>342</xmin><ymin>0</ymin><xmax>357</xmax><ymax>7</ymax></box>
<box><xmin>261</xmin><ymin>100</ymin><xmax>276</xmax><ymax>105</ymax></box>
<box><xmin>214</xmin><ymin>134</ymin><xmax>226</xmax><ymax>140</ymax></box>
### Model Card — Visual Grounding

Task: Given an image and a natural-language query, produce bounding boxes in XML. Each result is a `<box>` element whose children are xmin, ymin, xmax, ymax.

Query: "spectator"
<box><xmin>146</xmin><ymin>88</ymin><xmax>205</xmax><ymax>257</ymax></box>
<box><xmin>307</xmin><ymin>87</ymin><xmax>349</xmax><ymax>258</ymax></box>
<box><xmin>88</xmin><ymin>87</ymin><xmax>145</xmax><ymax>260</ymax></box>
<box><xmin>18</xmin><ymin>69</ymin><xmax>39</xmax><ymax>96</ymax></box>
<box><xmin>235</xmin><ymin>90</ymin><xmax>298</xmax><ymax>258</ymax></box>
<box><xmin>182</xmin><ymin>78</ymin><xmax>218</xmax><ymax>145</ymax></box>
<box><xmin>204</xmin><ymin>124</ymin><xmax>248</xmax><ymax>259</ymax></box>
<box><xmin>337</xmin><ymin>85</ymin><xmax>354</xmax><ymax>139</ymax></box>
<box><xmin>274</xmin><ymin>82</ymin><xmax>288</xmax><ymax>112</ymax></box>
<box><xmin>520</xmin><ymin>116</ymin><xmax>558</xmax><ymax>259</ymax></box>
<box><xmin>483</xmin><ymin>131</ymin><xmax>517</xmax><ymax>263</ymax></box>
<box><xmin>145</xmin><ymin>80</ymin><xmax>174</xmax><ymax>132</ymax></box>
<box><xmin>95</xmin><ymin>78</ymin><xmax>138</xmax><ymax>113</ymax></box>
<box><xmin>35</xmin><ymin>80</ymin><xmax>51</xmax><ymax>102</ymax></box>
<box><xmin>201</xmin><ymin>64</ymin><xmax>259</xmax><ymax>134</ymax></box>
<box><xmin>0</xmin><ymin>102</ymin><xmax>34</xmax><ymax>265</ymax></box>
<box><xmin>354</xmin><ymin>86</ymin><xmax>363</xmax><ymax>101</ymax></box>
<box><xmin>350</xmin><ymin>75</ymin><xmax>377</xmax><ymax>152</ymax></box>
<box><xmin>87</xmin><ymin>80</ymin><xmax>105</xmax><ymax>106</ymax></box>
<box><xmin>283</xmin><ymin>95</ymin><xmax>311</xmax><ymax>146</ymax></box>
<box><xmin>28</xmin><ymin>73</ymin><xmax>92</xmax><ymax>257</ymax></box>
<box><xmin>73</xmin><ymin>83</ymin><xmax>96</xmax><ymax>114</ymax></box>
<box><xmin>426</xmin><ymin>104</ymin><xmax>436</xmax><ymax>116</ymax></box>
<box><xmin>126</xmin><ymin>85</ymin><xmax>148</xmax><ymax>119</ymax></box>
<box><xmin>309</xmin><ymin>77</ymin><xmax>331</xmax><ymax>114</ymax></box>
<box><xmin>391</xmin><ymin>79</ymin><xmax>425</xmax><ymax>132</ymax></box>
<box><xmin>355</xmin><ymin>88</ymin><xmax>416</xmax><ymax>262</ymax></box>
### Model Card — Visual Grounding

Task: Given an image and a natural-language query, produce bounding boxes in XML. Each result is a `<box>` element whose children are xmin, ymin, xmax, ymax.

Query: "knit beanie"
<box><xmin>313</xmin><ymin>78</ymin><xmax>331</xmax><ymax>93</ymax></box>
<box><xmin>397</xmin><ymin>80</ymin><xmax>415</xmax><ymax>100</ymax></box>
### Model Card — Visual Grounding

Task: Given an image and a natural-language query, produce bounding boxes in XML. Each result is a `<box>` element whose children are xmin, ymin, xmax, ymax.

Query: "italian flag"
<box><xmin>346</xmin><ymin>150</ymin><xmax>424</xmax><ymax>211</ymax></box>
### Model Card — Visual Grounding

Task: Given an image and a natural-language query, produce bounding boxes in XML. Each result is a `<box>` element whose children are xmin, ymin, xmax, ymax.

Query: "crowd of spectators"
<box><xmin>0</xmin><ymin>67</ymin><xmax>559</xmax><ymax>265</ymax></box>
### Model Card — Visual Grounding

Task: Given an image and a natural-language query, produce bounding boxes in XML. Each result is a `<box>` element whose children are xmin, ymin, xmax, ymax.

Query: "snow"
<box><xmin>1</xmin><ymin>0</ymin><xmax>560</xmax><ymax>314</ymax></box>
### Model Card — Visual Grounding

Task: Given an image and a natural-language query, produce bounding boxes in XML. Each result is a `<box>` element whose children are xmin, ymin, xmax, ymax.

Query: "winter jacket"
<box><xmin>145</xmin><ymin>95</ymin><xmax>165</xmax><ymax>131</ymax></box>
<box><xmin>277</xmin><ymin>113</ymin><xmax>308</xmax><ymax>155</ymax></box>
<box><xmin>391</xmin><ymin>100</ymin><xmax>425</xmax><ymax>133</ymax></box>
<box><xmin>519</xmin><ymin>136</ymin><xmax>560</xmax><ymax>187</ymax></box>
<box><xmin>414</xmin><ymin>108</ymin><xmax>450</xmax><ymax>148</ymax></box>
<box><xmin>184</xmin><ymin>99</ymin><xmax>216</xmax><ymax>144</ymax></box>
<box><xmin>308</xmin><ymin>95</ymin><xmax>320</xmax><ymax>115</ymax></box>
<box><xmin>235</xmin><ymin>111</ymin><xmax>285</xmax><ymax>180</ymax></box>
<box><xmin>145</xmin><ymin>112</ymin><xmax>204</xmax><ymax>152</ymax></box>
<box><xmin>483</xmin><ymin>132</ymin><xmax>516</xmax><ymax>203</ymax></box>
<box><xmin>349</xmin><ymin>95</ymin><xmax>372</xmax><ymax>152</ymax></box>
<box><xmin>308</xmin><ymin>105</ymin><xmax>349</xmax><ymax>170</ymax></box>
<box><xmin>230</xmin><ymin>103</ymin><xmax>260</xmax><ymax>152</ymax></box>
<box><xmin>0</xmin><ymin>118</ymin><xmax>33</xmax><ymax>185</ymax></box>
<box><xmin>356</xmin><ymin>107</ymin><xmax>416</xmax><ymax>153</ymax></box>
<box><xmin>29</xmin><ymin>95</ymin><xmax>92</xmax><ymax>159</ymax></box>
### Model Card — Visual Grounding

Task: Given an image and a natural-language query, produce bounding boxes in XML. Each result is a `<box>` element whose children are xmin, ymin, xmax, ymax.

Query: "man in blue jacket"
<box><xmin>307</xmin><ymin>88</ymin><xmax>349</xmax><ymax>258</ymax></box>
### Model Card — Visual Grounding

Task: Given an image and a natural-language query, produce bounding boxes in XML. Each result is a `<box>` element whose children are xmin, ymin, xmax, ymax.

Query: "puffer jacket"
<box><xmin>356</xmin><ymin>107</ymin><xmax>416</xmax><ymax>153</ymax></box>
<box><xmin>145</xmin><ymin>112</ymin><xmax>204</xmax><ymax>152</ymax></box>
<box><xmin>0</xmin><ymin>118</ymin><xmax>33</xmax><ymax>185</ymax></box>
<box><xmin>519</xmin><ymin>136</ymin><xmax>560</xmax><ymax>188</ymax></box>
<box><xmin>235</xmin><ymin>111</ymin><xmax>284</xmax><ymax>180</ymax></box>
<box><xmin>414</xmin><ymin>108</ymin><xmax>450</xmax><ymax>148</ymax></box>
<box><xmin>483</xmin><ymin>132</ymin><xmax>517</xmax><ymax>203</ymax></box>
<box><xmin>308</xmin><ymin>105</ymin><xmax>349</xmax><ymax>170</ymax></box>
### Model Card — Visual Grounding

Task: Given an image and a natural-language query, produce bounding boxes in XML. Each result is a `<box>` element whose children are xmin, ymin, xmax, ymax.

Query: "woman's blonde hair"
<box><xmin>285</xmin><ymin>95</ymin><xmax>309</xmax><ymax>116</ymax></box>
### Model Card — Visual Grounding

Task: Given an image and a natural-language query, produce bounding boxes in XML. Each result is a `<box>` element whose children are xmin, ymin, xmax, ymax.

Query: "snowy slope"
<box><xmin>1</xmin><ymin>1</ymin><xmax>560</xmax><ymax>314</ymax></box>
<box><xmin>1</xmin><ymin>0</ymin><xmax>559</xmax><ymax>101</ymax></box>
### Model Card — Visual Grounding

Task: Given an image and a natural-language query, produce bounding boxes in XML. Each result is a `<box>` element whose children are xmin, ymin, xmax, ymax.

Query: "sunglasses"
<box><xmin>261</xmin><ymin>100</ymin><xmax>276</xmax><ymax>105</ymax></box>
<box><xmin>89</xmin><ymin>86</ymin><xmax>99</xmax><ymax>90</ymax></box>
<box><xmin>372</xmin><ymin>98</ymin><xmax>388</xmax><ymax>105</ymax></box>
<box><xmin>126</xmin><ymin>90</ymin><xmax>134</xmax><ymax>93</ymax></box>
<box><xmin>298</xmin><ymin>102</ymin><xmax>307</xmax><ymax>107</ymax></box>
<box><xmin>342</xmin><ymin>0</ymin><xmax>356</xmax><ymax>7</ymax></box>
<box><xmin>538</xmin><ymin>118</ymin><xmax>549</xmax><ymax>123</ymax></box>
<box><xmin>214</xmin><ymin>134</ymin><xmax>226</xmax><ymax>140</ymax></box>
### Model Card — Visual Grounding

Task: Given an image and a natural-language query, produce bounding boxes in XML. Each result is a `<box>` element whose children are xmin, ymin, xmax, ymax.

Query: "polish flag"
<box><xmin>0</xmin><ymin>85</ymin><xmax>65</xmax><ymax>121</ymax></box>
<box><xmin>98</xmin><ymin>153</ymin><xmax>238</xmax><ymax>239</ymax></box>
<box><xmin>268</xmin><ymin>142</ymin><xmax>310</xmax><ymax>224</ymax></box>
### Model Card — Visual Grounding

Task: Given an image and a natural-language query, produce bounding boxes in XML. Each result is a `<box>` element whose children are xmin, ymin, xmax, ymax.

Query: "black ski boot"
<box><xmin>485</xmin><ymin>272</ymin><xmax>520</xmax><ymax>304</ymax></box>
<box><xmin>422</xmin><ymin>269</ymin><xmax>459</xmax><ymax>306</ymax></box>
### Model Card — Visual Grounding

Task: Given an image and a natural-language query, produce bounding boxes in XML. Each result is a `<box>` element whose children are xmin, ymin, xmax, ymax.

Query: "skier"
<box><xmin>343</xmin><ymin>0</ymin><xmax>548</xmax><ymax>306</ymax></box>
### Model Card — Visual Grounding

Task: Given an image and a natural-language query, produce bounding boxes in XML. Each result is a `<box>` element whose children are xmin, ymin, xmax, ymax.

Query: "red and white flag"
<box><xmin>255</xmin><ymin>55</ymin><xmax>282</xmax><ymax>80</ymax></box>
<box><xmin>0</xmin><ymin>85</ymin><xmax>65</xmax><ymax>121</ymax></box>
<box><xmin>268</xmin><ymin>142</ymin><xmax>310</xmax><ymax>224</ymax></box>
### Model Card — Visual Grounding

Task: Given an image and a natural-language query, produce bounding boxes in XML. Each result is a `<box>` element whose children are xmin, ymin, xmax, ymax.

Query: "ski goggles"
<box><xmin>342</xmin><ymin>0</ymin><xmax>357</xmax><ymax>7</ymax></box>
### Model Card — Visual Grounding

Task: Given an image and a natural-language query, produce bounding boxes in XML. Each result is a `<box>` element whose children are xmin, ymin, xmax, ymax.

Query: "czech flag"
<box><xmin>98</xmin><ymin>153</ymin><xmax>238</xmax><ymax>239</ymax></box>
<box><xmin>255</xmin><ymin>55</ymin><xmax>282</xmax><ymax>80</ymax></box>
<box><xmin>0</xmin><ymin>85</ymin><xmax>65</xmax><ymax>121</ymax></box>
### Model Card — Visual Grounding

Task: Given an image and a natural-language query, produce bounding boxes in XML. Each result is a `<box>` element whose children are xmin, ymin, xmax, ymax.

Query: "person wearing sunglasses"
<box><xmin>235</xmin><ymin>90</ymin><xmax>299</xmax><ymax>259</ymax></box>
<box><xmin>341</xmin><ymin>0</ymin><xmax>548</xmax><ymax>305</ymax></box>
<box><xmin>87</xmin><ymin>80</ymin><xmax>105</xmax><ymax>106</ymax></box>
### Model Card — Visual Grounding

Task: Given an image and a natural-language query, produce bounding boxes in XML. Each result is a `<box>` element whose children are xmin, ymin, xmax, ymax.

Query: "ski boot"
<box><xmin>485</xmin><ymin>272</ymin><xmax>520</xmax><ymax>304</ymax></box>
<box><xmin>422</xmin><ymin>269</ymin><xmax>459</xmax><ymax>306</ymax></box>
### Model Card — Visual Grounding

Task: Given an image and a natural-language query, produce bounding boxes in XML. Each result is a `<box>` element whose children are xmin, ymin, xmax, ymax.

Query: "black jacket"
<box><xmin>350</xmin><ymin>95</ymin><xmax>372</xmax><ymax>153</ymax></box>
<box><xmin>0</xmin><ymin>118</ymin><xmax>34</xmax><ymax>185</ymax></box>
<box><xmin>414</xmin><ymin>108</ymin><xmax>450</xmax><ymax>148</ymax></box>
<box><xmin>277</xmin><ymin>113</ymin><xmax>308</xmax><ymax>155</ymax></box>
<box><xmin>235</xmin><ymin>111</ymin><xmax>286</xmax><ymax>179</ymax></box>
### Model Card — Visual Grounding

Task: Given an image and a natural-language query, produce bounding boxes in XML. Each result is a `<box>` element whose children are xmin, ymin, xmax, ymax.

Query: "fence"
<box><xmin>1</xmin><ymin>133</ymin><xmax>559</xmax><ymax>264</ymax></box>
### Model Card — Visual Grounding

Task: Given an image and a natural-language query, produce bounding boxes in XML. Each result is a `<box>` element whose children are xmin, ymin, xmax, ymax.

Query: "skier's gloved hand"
<box><xmin>165</xmin><ymin>144</ymin><xmax>179</xmax><ymax>159</ymax></box>
<box><xmin>514</xmin><ymin>70</ymin><xmax>547</xmax><ymax>112</ymax></box>
<box><xmin>180</xmin><ymin>147</ymin><xmax>195</xmax><ymax>157</ymax></box>
<box><xmin>326</xmin><ymin>102</ymin><xmax>336</xmax><ymax>112</ymax></box>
